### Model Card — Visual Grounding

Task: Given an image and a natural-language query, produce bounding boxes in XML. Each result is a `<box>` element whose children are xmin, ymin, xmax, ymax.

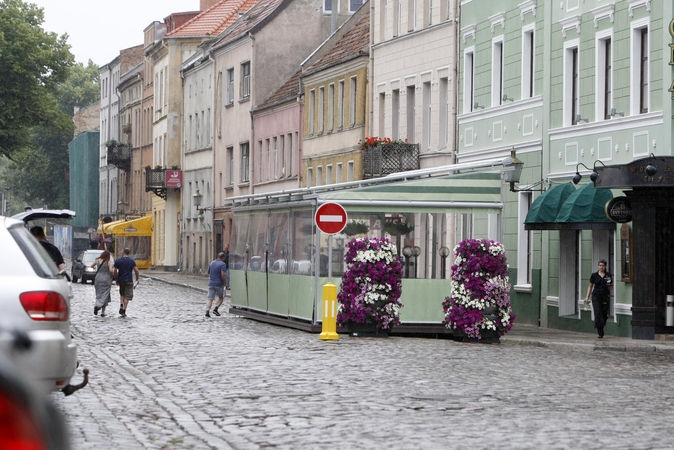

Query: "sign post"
<box><xmin>315</xmin><ymin>203</ymin><xmax>347</xmax><ymax>341</ymax></box>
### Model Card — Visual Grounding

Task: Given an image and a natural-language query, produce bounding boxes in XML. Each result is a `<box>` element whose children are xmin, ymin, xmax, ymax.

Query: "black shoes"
<box><xmin>598</xmin><ymin>328</ymin><xmax>605</xmax><ymax>338</ymax></box>
<box><xmin>94</xmin><ymin>306</ymin><xmax>100</xmax><ymax>316</ymax></box>
<box><xmin>119</xmin><ymin>308</ymin><xmax>126</xmax><ymax>318</ymax></box>
<box><xmin>212</xmin><ymin>309</ymin><xmax>221</xmax><ymax>316</ymax></box>
<box><xmin>205</xmin><ymin>311</ymin><xmax>211</xmax><ymax>318</ymax></box>
<box><xmin>119</xmin><ymin>306</ymin><xmax>124</xmax><ymax>315</ymax></box>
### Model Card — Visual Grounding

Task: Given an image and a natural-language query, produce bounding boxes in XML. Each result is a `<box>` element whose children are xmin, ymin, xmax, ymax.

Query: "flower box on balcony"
<box><xmin>361</xmin><ymin>140</ymin><xmax>420</xmax><ymax>179</ymax></box>
<box><xmin>106</xmin><ymin>140</ymin><xmax>131</xmax><ymax>171</ymax></box>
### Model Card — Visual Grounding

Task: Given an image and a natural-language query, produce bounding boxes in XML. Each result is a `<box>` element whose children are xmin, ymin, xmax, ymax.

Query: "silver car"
<box><xmin>0</xmin><ymin>215</ymin><xmax>78</xmax><ymax>395</ymax></box>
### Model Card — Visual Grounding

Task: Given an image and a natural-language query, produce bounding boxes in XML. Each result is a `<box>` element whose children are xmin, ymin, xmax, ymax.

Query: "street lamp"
<box><xmin>192</xmin><ymin>188</ymin><xmax>208</xmax><ymax>216</ymax></box>
<box><xmin>502</xmin><ymin>149</ymin><xmax>524</xmax><ymax>192</ymax></box>
<box><xmin>439</xmin><ymin>246</ymin><xmax>449</xmax><ymax>279</ymax></box>
<box><xmin>402</xmin><ymin>246</ymin><xmax>413</xmax><ymax>278</ymax></box>
<box><xmin>412</xmin><ymin>246</ymin><xmax>421</xmax><ymax>278</ymax></box>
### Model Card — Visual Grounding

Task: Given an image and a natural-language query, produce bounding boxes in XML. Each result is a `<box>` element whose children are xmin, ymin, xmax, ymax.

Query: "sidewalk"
<box><xmin>140</xmin><ymin>269</ymin><xmax>674</xmax><ymax>353</ymax></box>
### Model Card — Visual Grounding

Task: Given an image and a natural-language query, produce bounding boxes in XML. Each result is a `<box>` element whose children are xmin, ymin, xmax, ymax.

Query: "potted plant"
<box><xmin>337</xmin><ymin>237</ymin><xmax>404</xmax><ymax>336</ymax></box>
<box><xmin>441</xmin><ymin>238</ymin><xmax>515</xmax><ymax>342</ymax></box>
<box><xmin>342</xmin><ymin>220</ymin><xmax>369</xmax><ymax>237</ymax></box>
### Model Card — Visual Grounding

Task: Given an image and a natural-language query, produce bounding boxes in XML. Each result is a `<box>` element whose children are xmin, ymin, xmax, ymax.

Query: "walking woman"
<box><xmin>583</xmin><ymin>259</ymin><xmax>613</xmax><ymax>338</ymax></box>
<box><xmin>91</xmin><ymin>250</ymin><xmax>114</xmax><ymax>317</ymax></box>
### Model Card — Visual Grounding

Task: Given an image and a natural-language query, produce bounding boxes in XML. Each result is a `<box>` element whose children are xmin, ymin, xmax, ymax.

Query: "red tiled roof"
<box><xmin>303</xmin><ymin>10</ymin><xmax>369</xmax><ymax>77</ymax></box>
<box><xmin>167</xmin><ymin>0</ymin><xmax>260</xmax><ymax>37</ymax></box>
<box><xmin>254</xmin><ymin>69</ymin><xmax>302</xmax><ymax>111</ymax></box>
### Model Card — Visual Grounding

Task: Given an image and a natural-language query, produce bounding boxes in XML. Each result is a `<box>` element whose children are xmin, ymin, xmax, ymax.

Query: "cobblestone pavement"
<box><xmin>52</xmin><ymin>275</ymin><xmax>674</xmax><ymax>449</ymax></box>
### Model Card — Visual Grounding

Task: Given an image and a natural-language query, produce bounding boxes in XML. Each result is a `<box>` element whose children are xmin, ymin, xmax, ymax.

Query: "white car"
<box><xmin>0</xmin><ymin>215</ymin><xmax>78</xmax><ymax>395</ymax></box>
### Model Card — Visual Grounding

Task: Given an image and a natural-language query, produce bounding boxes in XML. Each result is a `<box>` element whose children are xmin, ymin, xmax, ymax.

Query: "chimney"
<box><xmin>200</xmin><ymin>0</ymin><xmax>219</xmax><ymax>10</ymax></box>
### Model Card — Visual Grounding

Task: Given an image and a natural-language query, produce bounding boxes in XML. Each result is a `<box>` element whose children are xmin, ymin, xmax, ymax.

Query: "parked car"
<box><xmin>0</xmin><ymin>326</ymin><xmax>71</xmax><ymax>449</ymax></box>
<box><xmin>0</xmin><ymin>212</ymin><xmax>83</xmax><ymax>395</ymax></box>
<box><xmin>72</xmin><ymin>249</ymin><xmax>105</xmax><ymax>284</ymax></box>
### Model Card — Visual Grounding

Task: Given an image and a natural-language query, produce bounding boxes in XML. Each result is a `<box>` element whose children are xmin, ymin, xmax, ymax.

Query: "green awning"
<box><xmin>555</xmin><ymin>182</ymin><xmax>613</xmax><ymax>225</ymax></box>
<box><xmin>524</xmin><ymin>183</ymin><xmax>576</xmax><ymax>227</ymax></box>
<box><xmin>318</xmin><ymin>171</ymin><xmax>503</xmax><ymax>214</ymax></box>
<box><xmin>525</xmin><ymin>182</ymin><xmax>614</xmax><ymax>230</ymax></box>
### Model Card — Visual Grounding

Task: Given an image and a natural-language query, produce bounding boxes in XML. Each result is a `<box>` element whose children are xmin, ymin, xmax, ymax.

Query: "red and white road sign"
<box><xmin>315</xmin><ymin>202</ymin><xmax>348</xmax><ymax>235</ymax></box>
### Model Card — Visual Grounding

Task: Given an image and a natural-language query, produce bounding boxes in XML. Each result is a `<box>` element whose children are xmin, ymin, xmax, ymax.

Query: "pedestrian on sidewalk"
<box><xmin>91</xmin><ymin>250</ymin><xmax>114</xmax><ymax>317</ymax></box>
<box><xmin>205</xmin><ymin>252</ymin><xmax>227</xmax><ymax>318</ymax></box>
<box><xmin>583</xmin><ymin>259</ymin><xmax>613</xmax><ymax>338</ymax></box>
<box><xmin>113</xmin><ymin>248</ymin><xmax>140</xmax><ymax>318</ymax></box>
<box><xmin>222</xmin><ymin>243</ymin><xmax>230</xmax><ymax>290</ymax></box>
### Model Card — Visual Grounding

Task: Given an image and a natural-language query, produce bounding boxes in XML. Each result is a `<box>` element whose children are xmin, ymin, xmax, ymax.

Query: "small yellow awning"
<box><xmin>97</xmin><ymin>219</ymin><xmax>124</xmax><ymax>234</ymax></box>
<box><xmin>103</xmin><ymin>216</ymin><xmax>152</xmax><ymax>236</ymax></box>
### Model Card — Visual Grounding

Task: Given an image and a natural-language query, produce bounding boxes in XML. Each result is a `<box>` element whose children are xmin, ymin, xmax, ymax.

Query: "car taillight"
<box><xmin>0</xmin><ymin>389</ymin><xmax>46</xmax><ymax>450</ymax></box>
<box><xmin>19</xmin><ymin>292</ymin><xmax>69</xmax><ymax>321</ymax></box>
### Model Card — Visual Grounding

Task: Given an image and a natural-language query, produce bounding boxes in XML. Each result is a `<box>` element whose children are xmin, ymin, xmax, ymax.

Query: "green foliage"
<box><xmin>342</xmin><ymin>221</ymin><xmax>369</xmax><ymax>236</ymax></box>
<box><xmin>0</xmin><ymin>2</ymin><xmax>100</xmax><ymax>210</ymax></box>
<box><xmin>0</xmin><ymin>0</ymin><xmax>74</xmax><ymax>159</ymax></box>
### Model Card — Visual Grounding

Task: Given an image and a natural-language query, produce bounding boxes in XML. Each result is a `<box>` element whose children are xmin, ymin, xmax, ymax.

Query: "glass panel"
<box><xmin>247</xmin><ymin>213</ymin><xmax>269</xmax><ymax>272</ymax></box>
<box><xmin>230</xmin><ymin>214</ymin><xmax>250</xmax><ymax>270</ymax></box>
<box><xmin>268</xmin><ymin>211</ymin><xmax>290</xmax><ymax>274</ymax></box>
<box><xmin>291</xmin><ymin>209</ymin><xmax>314</xmax><ymax>275</ymax></box>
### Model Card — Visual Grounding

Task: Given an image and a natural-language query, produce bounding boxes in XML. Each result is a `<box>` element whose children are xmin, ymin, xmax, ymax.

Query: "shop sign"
<box><xmin>165</xmin><ymin>170</ymin><xmax>183</xmax><ymax>188</ymax></box>
<box><xmin>605</xmin><ymin>196</ymin><xmax>632</xmax><ymax>223</ymax></box>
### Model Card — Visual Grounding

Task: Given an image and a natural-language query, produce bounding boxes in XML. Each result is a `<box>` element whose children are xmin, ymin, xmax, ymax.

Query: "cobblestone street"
<box><xmin>52</xmin><ymin>277</ymin><xmax>674</xmax><ymax>449</ymax></box>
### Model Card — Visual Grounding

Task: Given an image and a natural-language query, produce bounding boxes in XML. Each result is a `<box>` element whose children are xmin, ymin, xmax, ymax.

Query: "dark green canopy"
<box><xmin>525</xmin><ymin>182</ymin><xmax>614</xmax><ymax>230</ymax></box>
<box><xmin>524</xmin><ymin>183</ymin><xmax>576</xmax><ymax>225</ymax></box>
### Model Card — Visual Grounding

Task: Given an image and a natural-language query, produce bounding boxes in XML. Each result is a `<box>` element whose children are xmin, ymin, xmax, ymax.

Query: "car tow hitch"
<box><xmin>61</xmin><ymin>368</ymin><xmax>89</xmax><ymax>396</ymax></box>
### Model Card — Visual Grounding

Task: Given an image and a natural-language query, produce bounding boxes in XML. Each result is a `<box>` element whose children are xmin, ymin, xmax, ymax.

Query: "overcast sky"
<box><xmin>30</xmin><ymin>0</ymin><xmax>199</xmax><ymax>66</ymax></box>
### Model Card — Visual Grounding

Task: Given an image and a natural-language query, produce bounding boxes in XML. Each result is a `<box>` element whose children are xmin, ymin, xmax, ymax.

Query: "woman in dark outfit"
<box><xmin>583</xmin><ymin>259</ymin><xmax>613</xmax><ymax>338</ymax></box>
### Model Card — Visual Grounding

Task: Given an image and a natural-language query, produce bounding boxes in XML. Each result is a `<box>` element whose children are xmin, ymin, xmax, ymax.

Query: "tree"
<box><xmin>0</xmin><ymin>0</ymin><xmax>74</xmax><ymax>160</ymax></box>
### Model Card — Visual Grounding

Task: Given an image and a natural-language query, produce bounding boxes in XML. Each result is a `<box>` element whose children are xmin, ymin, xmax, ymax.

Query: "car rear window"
<box><xmin>82</xmin><ymin>253</ymin><xmax>101</xmax><ymax>264</ymax></box>
<box><xmin>9</xmin><ymin>225</ymin><xmax>60</xmax><ymax>278</ymax></box>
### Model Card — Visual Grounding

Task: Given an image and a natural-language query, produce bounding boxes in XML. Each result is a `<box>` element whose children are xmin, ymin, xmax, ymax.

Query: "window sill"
<box><xmin>238</xmin><ymin>181</ymin><xmax>250</xmax><ymax>188</ymax></box>
<box><xmin>239</xmin><ymin>97</ymin><xmax>250</xmax><ymax>104</ymax></box>
<box><xmin>513</xmin><ymin>284</ymin><xmax>532</xmax><ymax>293</ymax></box>
<box><xmin>225</xmin><ymin>102</ymin><xmax>234</xmax><ymax>109</ymax></box>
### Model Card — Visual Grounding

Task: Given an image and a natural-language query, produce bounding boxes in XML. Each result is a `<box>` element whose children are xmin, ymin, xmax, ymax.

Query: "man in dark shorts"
<box><xmin>113</xmin><ymin>248</ymin><xmax>140</xmax><ymax>318</ymax></box>
<box><xmin>30</xmin><ymin>226</ymin><xmax>66</xmax><ymax>271</ymax></box>
<box><xmin>205</xmin><ymin>252</ymin><xmax>227</xmax><ymax>318</ymax></box>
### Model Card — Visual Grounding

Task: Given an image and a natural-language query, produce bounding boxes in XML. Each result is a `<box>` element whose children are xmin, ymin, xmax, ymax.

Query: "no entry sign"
<box><xmin>315</xmin><ymin>202</ymin><xmax>348</xmax><ymax>235</ymax></box>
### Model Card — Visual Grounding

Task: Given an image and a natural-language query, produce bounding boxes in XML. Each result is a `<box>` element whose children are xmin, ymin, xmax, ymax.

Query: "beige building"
<box><xmin>301</xmin><ymin>5</ymin><xmax>370</xmax><ymax>188</ymax></box>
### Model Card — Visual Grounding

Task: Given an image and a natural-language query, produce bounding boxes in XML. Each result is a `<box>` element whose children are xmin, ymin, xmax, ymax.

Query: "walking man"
<box><xmin>30</xmin><ymin>226</ymin><xmax>66</xmax><ymax>271</ymax></box>
<box><xmin>113</xmin><ymin>248</ymin><xmax>140</xmax><ymax>318</ymax></box>
<box><xmin>205</xmin><ymin>252</ymin><xmax>227</xmax><ymax>318</ymax></box>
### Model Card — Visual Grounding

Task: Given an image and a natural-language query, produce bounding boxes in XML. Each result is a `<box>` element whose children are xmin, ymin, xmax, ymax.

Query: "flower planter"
<box><xmin>452</xmin><ymin>328</ymin><xmax>500</xmax><ymax>344</ymax></box>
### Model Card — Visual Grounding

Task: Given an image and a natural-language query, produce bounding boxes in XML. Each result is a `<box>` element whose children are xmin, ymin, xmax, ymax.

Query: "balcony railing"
<box><xmin>362</xmin><ymin>143</ymin><xmax>420</xmax><ymax>179</ymax></box>
<box><xmin>106</xmin><ymin>142</ymin><xmax>131</xmax><ymax>172</ymax></box>
<box><xmin>145</xmin><ymin>168</ymin><xmax>166</xmax><ymax>199</ymax></box>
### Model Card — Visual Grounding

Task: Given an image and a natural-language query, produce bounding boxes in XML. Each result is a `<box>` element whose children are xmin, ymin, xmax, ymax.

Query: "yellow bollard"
<box><xmin>319</xmin><ymin>282</ymin><xmax>339</xmax><ymax>340</ymax></box>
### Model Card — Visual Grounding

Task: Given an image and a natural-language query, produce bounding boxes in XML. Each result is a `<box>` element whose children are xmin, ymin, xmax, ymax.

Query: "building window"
<box><xmin>307</xmin><ymin>167</ymin><xmax>313</xmax><ymax>188</ymax></box>
<box><xmin>323</xmin><ymin>0</ymin><xmax>331</xmax><ymax>13</ymax></box>
<box><xmin>289</xmin><ymin>133</ymin><xmax>294</xmax><ymax>177</ymax></box>
<box><xmin>392</xmin><ymin>89</ymin><xmax>400</xmax><ymax>140</ymax></box>
<box><xmin>439</xmin><ymin>77</ymin><xmax>448</xmax><ymax>149</ymax></box>
<box><xmin>328</xmin><ymin>84</ymin><xmax>334</xmax><ymax>132</ymax></box>
<box><xmin>226</xmin><ymin>68</ymin><xmax>234</xmax><ymax>105</ymax></box>
<box><xmin>336</xmin><ymin>162</ymin><xmax>343</xmax><ymax>183</ymax></box>
<box><xmin>379</xmin><ymin>0</ymin><xmax>385</xmax><ymax>41</ymax></box>
<box><xmin>463</xmin><ymin>49</ymin><xmax>474</xmax><ymax>113</ymax></box>
<box><xmin>492</xmin><ymin>39</ymin><xmax>503</xmax><ymax>106</ymax></box>
<box><xmin>273</xmin><ymin>136</ymin><xmax>278</xmax><ymax>179</ymax></box>
<box><xmin>378</xmin><ymin>92</ymin><xmax>386</xmax><ymax>138</ymax></box>
<box><xmin>422</xmin><ymin>81</ymin><xmax>431</xmax><ymax>150</ymax></box>
<box><xmin>633</xmin><ymin>25</ymin><xmax>649</xmax><ymax>114</ymax></box>
<box><xmin>596</xmin><ymin>34</ymin><xmax>612</xmax><ymax>120</ymax></box>
<box><xmin>240</xmin><ymin>62</ymin><xmax>250</xmax><ymax>100</ymax></box>
<box><xmin>309</xmin><ymin>89</ymin><xmax>315</xmax><ymax>135</ymax></box>
<box><xmin>240</xmin><ymin>142</ymin><xmax>249</xmax><ymax>182</ymax></box>
<box><xmin>349</xmin><ymin>77</ymin><xmax>357</xmax><ymax>126</ymax></box>
<box><xmin>564</xmin><ymin>41</ymin><xmax>580</xmax><ymax>126</ymax></box>
<box><xmin>318</xmin><ymin>86</ymin><xmax>325</xmax><ymax>134</ymax></box>
<box><xmin>316</xmin><ymin>166</ymin><xmax>323</xmax><ymax>186</ymax></box>
<box><xmin>349</xmin><ymin>0</ymin><xmax>363</xmax><ymax>12</ymax></box>
<box><xmin>522</xmin><ymin>27</ymin><xmax>534</xmax><ymax>99</ymax></box>
<box><xmin>517</xmin><ymin>192</ymin><xmax>533</xmax><ymax>286</ymax></box>
<box><xmin>265</xmin><ymin>138</ymin><xmax>270</xmax><ymax>180</ymax></box>
<box><xmin>408</xmin><ymin>0</ymin><xmax>417</xmax><ymax>32</ymax></box>
<box><xmin>258</xmin><ymin>140</ymin><xmax>263</xmax><ymax>182</ymax></box>
<box><xmin>338</xmin><ymin>80</ymin><xmax>345</xmax><ymax>128</ymax></box>
<box><xmin>347</xmin><ymin>160</ymin><xmax>354</xmax><ymax>181</ymax></box>
<box><xmin>227</xmin><ymin>146</ymin><xmax>233</xmax><ymax>185</ymax></box>
<box><xmin>406</xmin><ymin>85</ymin><xmax>415</xmax><ymax>143</ymax></box>
<box><xmin>280</xmin><ymin>135</ymin><xmax>285</xmax><ymax>177</ymax></box>
<box><xmin>326</xmin><ymin>164</ymin><xmax>333</xmax><ymax>185</ymax></box>
<box><xmin>393</xmin><ymin>0</ymin><xmax>400</xmax><ymax>36</ymax></box>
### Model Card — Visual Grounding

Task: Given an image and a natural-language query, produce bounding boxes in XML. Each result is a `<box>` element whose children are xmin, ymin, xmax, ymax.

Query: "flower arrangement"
<box><xmin>337</xmin><ymin>237</ymin><xmax>404</xmax><ymax>330</ymax></box>
<box><xmin>342</xmin><ymin>220</ymin><xmax>370</xmax><ymax>236</ymax></box>
<box><xmin>442</xmin><ymin>238</ymin><xmax>515</xmax><ymax>340</ymax></box>
<box><xmin>358</xmin><ymin>136</ymin><xmax>409</xmax><ymax>151</ymax></box>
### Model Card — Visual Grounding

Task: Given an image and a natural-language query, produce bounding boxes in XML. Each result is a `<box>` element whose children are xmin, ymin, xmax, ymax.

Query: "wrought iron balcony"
<box><xmin>362</xmin><ymin>142</ymin><xmax>420</xmax><ymax>179</ymax></box>
<box><xmin>145</xmin><ymin>167</ymin><xmax>166</xmax><ymax>199</ymax></box>
<box><xmin>106</xmin><ymin>141</ymin><xmax>131</xmax><ymax>172</ymax></box>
